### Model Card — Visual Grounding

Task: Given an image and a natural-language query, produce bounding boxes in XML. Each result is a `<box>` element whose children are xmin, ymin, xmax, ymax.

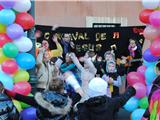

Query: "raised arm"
<box><xmin>36</xmin><ymin>47</ymin><xmax>45</xmax><ymax>65</ymax></box>
<box><xmin>70</xmin><ymin>53</ymin><xmax>84</xmax><ymax>72</ymax></box>
<box><xmin>50</xmin><ymin>35</ymin><xmax>63</xmax><ymax>57</ymax></box>
<box><xmin>84</xmin><ymin>58</ymin><xmax>97</xmax><ymax>75</ymax></box>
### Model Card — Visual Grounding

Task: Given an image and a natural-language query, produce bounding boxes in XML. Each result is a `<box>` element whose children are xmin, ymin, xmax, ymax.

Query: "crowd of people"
<box><xmin>0</xmin><ymin>33</ymin><xmax>157</xmax><ymax>120</ymax></box>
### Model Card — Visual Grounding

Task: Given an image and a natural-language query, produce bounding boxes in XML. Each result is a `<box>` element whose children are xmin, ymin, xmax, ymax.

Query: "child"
<box><xmin>102</xmin><ymin>61</ymin><xmax>122</xmax><ymax>98</ymax></box>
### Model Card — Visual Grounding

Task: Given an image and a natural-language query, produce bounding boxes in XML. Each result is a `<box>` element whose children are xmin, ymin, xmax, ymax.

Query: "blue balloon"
<box><xmin>145</xmin><ymin>66</ymin><xmax>156</xmax><ymax>85</ymax></box>
<box><xmin>123</xmin><ymin>97</ymin><xmax>139</xmax><ymax>112</ymax></box>
<box><xmin>131</xmin><ymin>109</ymin><xmax>145</xmax><ymax>120</ymax></box>
<box><xmin>16</xmin><ymin>53</ymin><xmax>36</xmax><ymax>70</ymax></box>
<box><xmin>143</xmin><ymin>60</ymin><xmax>157</xmax><ymax>67</ymax></box>
<box><xmin>0</xmin><ymin>72</ymin><xmax>13</xmax><ymax>90</ymax></box>
<box><xmin>20</xmin><ymin>107</ymin><xmax>36</xmax><ymax>120</ymax></box>
<box><xmin>143</xmin><ymin>49</ymin><xmax>159</xmax><ymax>62</ymax></box>
<box><xmin>0</xmin><ymin>9</ymin><xmax>15</xmax><ymax>25</ymax></box>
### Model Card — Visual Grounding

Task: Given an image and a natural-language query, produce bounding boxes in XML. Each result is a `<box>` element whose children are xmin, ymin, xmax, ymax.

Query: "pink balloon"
<box><xmin>2</xmin><ymin>59</ymin><xmax>18</xmax><ymax>74</ymax></box>
<box><xmin>0</xmin><ymin>5</ymin><xmax>3</xmax><ymax>10</ymax></box>
<box><xmin>150</xmin><ymin>10</ymin><xmax>160</xmax><ymax>28</ymax></box>
<box><xmin>137</xmin><ymin>65</ymin><xmax>147</xmax><ymax>75</ymax></box>
<box><xmin>150</xmin><ymin>39</ymin><xmax>160</xmax><ymax>56</ymax></box>
<box><xmin>13</xmin><ymin>81</ymin><xmax>31</xmax><ymax>96</ymax></box>
<box><xmin>127</xmin><ymin>72</ymin><xmax>145</xmax><ymax>86</ymax></box>
<box><xmin>133</xmin><ymin>83</ymin><xmax>146</xmax><ymax>98</ymax></box>
<box><xmin>143</xmin><ymin>25</ymin><xmax>159</xmax><ymax>40</ymax></box>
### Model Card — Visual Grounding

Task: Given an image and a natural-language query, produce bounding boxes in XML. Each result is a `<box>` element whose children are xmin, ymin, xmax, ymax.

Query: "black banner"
<box><xmin>35</xmin><ymin>25</ymin><xmax>145</xmax><ymax>58</ymax></box>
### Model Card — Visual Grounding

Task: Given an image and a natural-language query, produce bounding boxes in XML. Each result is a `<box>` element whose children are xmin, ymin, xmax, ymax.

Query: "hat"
<box><xmin>87</xmin><ymin>77</ymin><xmax>108</xmax><ymax>98</ymax></box>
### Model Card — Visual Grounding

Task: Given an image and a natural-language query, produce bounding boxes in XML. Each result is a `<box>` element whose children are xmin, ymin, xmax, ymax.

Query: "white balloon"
<box><xmin>13</xmin><ymin>0</ymin><xmax>31</xmax><ymax>12</ymax></box>
<box><xmin>13</xmin><ymin>36</ymin><xmax>33</xmax><ymax>52</ymax></box>
<box><xmin>142</xmin><ymin>0</ymin><xmax>160</xmax><ymax>9</ymax></box>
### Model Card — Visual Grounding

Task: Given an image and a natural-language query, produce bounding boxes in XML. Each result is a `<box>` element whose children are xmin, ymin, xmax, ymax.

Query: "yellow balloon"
<box><xmin>0</xmin><ymin>23</ymin><xmax>6</xmax><ymax>33</ymax></box>
<box><xmin>13</xmin><ymin>100</ymin><xmax>22</xmax><ymax>112</ymax></box>
<box><xmin>0</xmin><ymin>48</ymin><xmax>9</xmax><ymax>64</ymax></box>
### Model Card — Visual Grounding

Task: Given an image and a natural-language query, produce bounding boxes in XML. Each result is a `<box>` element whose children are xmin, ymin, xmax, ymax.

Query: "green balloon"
<box><xmin>20</xmin><ymin>94</ymin><xmax>33</xmax><ymax>109</ymax></box>
<box><xmin>13</xmin><ymin>70</ymin><xmax>30</xmax><ymax>83</ymax></box>
<box><xmin>139</xmin><ymin>96</ymin><xmax>149</xmax><ymax>109</ymax></box>
<box><xmin>2</xmin><ymin>43</ymin><xmax>18</xmax><ymax>58</ymax></box>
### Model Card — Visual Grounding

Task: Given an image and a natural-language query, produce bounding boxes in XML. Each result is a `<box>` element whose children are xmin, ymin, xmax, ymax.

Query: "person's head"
<box><xmin>49</xmin><ymin>78</ymin><xmax>64</xmax><ymax>94</ymax></box>
<box><xmin>87</xmin><ymin>77</ymin><xmax>108</xmax><ymax>98</ymax></box>
<box><xmin>104</xmin><ymin>51</ymin><xmax>115</xmax><ymax>61</ymax></box>
<box><xmin>63</xmin><ymin>33</ymin><xmax>71</xmax><ymax>43</ymax></box>
<box><xmin>87</xmin><ymin>50</ymin><xmax>96</xmax><ymax>58</ymax></box>
<box><xmin>106</xmin><ymin>61</ymin><xmax>117</xmax><ymax>73</ymax></box>
<box><xmin>65</xmin><ymin>53</ymin><xmax>72</xmax><ymax>63</ymax></box>
<box><xmin>155</xmin><ymin>62</ymin><xmax>160</xmax><ymax>76</ymax></box>
<box><xmin>42</xmin><ymin>40</ymin><xmax>49</xmax><ymax>50</ymax></box>
<box><xmin>43</xmin><ymin>51</ymin><xmax>50</xmax><ymax>62</ymax></box>
<box><xmin>129</xmin><ymin>39</ymin><xmax>136</xmax><ymax>48</ymax></box>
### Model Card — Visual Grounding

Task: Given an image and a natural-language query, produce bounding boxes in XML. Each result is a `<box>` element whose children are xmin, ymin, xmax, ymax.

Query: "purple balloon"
<box><xmin>150</xmin><ymin>11</ymin><xmax>160</xmax><ymax>28</ymax></box>
<box><xmin>137</xmin><ymin>65</ymin><xmax>147</xmax><ymax>75</ymax></box>
<box><xmin>146</xmin><ymin>85</ymin><xmax>152</xmax><ymax>96</ymax></box>
<box><xmin>7</xmin><ymin>23</ymin><xmax>24</xmax><ymax>39</ymax></box>
<box><xmin>0</xmin><ymin>0</ymin><xmax>15</xmax><ymax>9</ymax></box>
<box><xmin>143</xmin><ymin>48</ymin><xmax>159</xmax><ymax>62</ymax></box>
<box><xmin>20</xmin><ymin>107</ymin><xmax>36</xmax><ymax>120</ymax></box>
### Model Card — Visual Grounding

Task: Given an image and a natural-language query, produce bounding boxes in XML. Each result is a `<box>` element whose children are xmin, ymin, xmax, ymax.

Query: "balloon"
<box><xmin>150</xmin><ymin>39</ymin><xmax>160</xmax><ymax>56</ymax></box>
<box><xmin>7</xmin><ymin>23</ymin><xmax>24</xmax><ymax>39</ymax></box>
<box><xmin>124</xmin><ymin>97</ymin><xmax>139</xmax><ymax>112</ymax></box>
<box><xmin>13</xmin><ymin>100</ymin><xmax>22</xmax><ymax>112</ymax></box>
<box><xmin>20</xmin><ymin>94</ymin><xmax>33</xmax><ymax>109</ymax></box>
<box><xmin>143</xmin><ymin>25</ymin><xmax>159</xmax><ymax>40</ymax></box>
<box><xmin>2</xmin><ymin>59</ymin><xmax>18</xmax><ymax>74</ymax></box>
<box><xmin>143</xmin><ymin>60</ymin><xmax>157</xmax><ymax>67</ymax></box>
<box><xmin>146</xmin><ymin>85</ymin><xmax>152</xmax><ymax>96</ymax></box>
<box><xmin>0</xmin><ymin>33</ymin><xmax>12</xmax><ymax>47</ymax></box>
<box><xmin>0</xmin><ymin>23</ymin><xmax>6</xmax><ymax>33</ymax></box>
<box><xmin>0</xmin><ymin>48</ymin><xmax>9</xmax><ymax>64</ymax></box>
<box><xmin>127</xmin><ymin>72</ymin><xmax>145</xmax><ymax>86</ymax></box>
<box><xmin>133</xmin><ymin>83</ymin><xmax>147</xmax><ymax>98</ymax></box>
<box><xmin>150</xmin><ymin>10</ymin><xmax>160</xmax><ymax>28</ymax></box>
<box><xmin>0</xmin><ymin>9</ymin><xmax>15</xmax><ymax>25</ymax></box>
<box><xmin>131</xmin><ymin>109</ymin><xmax>145</xmax><ymax>120</ymax></box>
<box><xmin>143</xmin><ymin>48</ymin><xmax>159</xmax><ymax>62</ymax></box>
<box><xmin>20</xmin><ymin>107</ymin><xmax>36</xmax><ymax>120</ymax></box>
<box><xmin>13</xmin><ymin>36</ymin><xmax>33</xmax><ymax>52</ymax></box>
<box><xmin>137</xmin><ymin>65</ymin><xmax>147</xmax><ymax>75</ymax></box>
<box><xmin>0</xmin><ymin>71</ymin><xmax>13</xmax><ymax>90</ymax></box>
<box><xmin>0</xmin><ymin>5</ymin><xmax>3</xmax><ymax>10</ymax></box>
<box><xmin>145</xmin><ymin>66</ymin><xmax>156</xmax><ymax>85</ymax></box>
<box><xmin>13</xmin><ymin>81</ymin><xmax>31</xmax><ymax>95</ymax></box>
<box><xmin>139</xmin><ymin>9</ymin><xmax>154</xmax><ymax>24</ymax></box>
<box><xmin>139</xmin><ymin>96</ymin><xmax>149</xmax><ymax>109</ymax></box>
<box><xmin>16</xmin><ymin>53</ymin><xmax>35</xmax><ymax>70</ymax></box>
<box><xmin>15</xmin><ymin>12</ymin><xmax>35</xmax><ymax>30</ymax></box>
<box><xmin>142</xmin><ymin>0</ymin><xmax>160</xmax><ymax>9</ymax></box>
<box><xmin>0</xmin><ymin>0</ymin><xmax>16</xmax><ymax>9</ymax></box>
<box><xmin>13</xmin><ymin>0</ymin><xmax>31</xmax><ymax>12</ymax></box>
<box><xmin>13</xmin><ymin>70</ymin><xmax>29</xmax><ymax>83</ymax></box>
<box><xmin>2</xmin><ymin>42</ymin><xmax>18</xmax><ymax>58</ymax></box>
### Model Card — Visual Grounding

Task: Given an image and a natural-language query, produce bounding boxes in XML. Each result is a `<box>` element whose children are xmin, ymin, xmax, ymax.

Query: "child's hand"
<box><xmin>108</xmin><ymin>77</ymin><xmax>113</xmax><ymax>84</ymax></box>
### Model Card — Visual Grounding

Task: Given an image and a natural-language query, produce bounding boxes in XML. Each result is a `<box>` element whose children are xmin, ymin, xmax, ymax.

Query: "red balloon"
<box><xmin>13</xmin><ymin>82</ymin><xmax>31</xmax><ymax>96</ymax></box>
<box><xmin>0</xmin><ymin>34</ymin><xmax>12</xmax><ymax>47</ymax></box>
<box><xmin>0</xmin><ymin>5</ymin><xmax>3</xmax><ymax>11</ymax></box>
<box><xmin>150</xmin><ymin>39</ymin><xmax>160</xmax><ymax>56</ymax></box>
<box><xmin>15</xmin><ymin>12</ymin><xmax>35</xmax><ymax>30</ymax></box>
<box><xmin>139</xmin><ymin>9</ymin><xmax>154</xmax><ymax>24</ymax></box>
<box><xmin>127</xmin><ymin>72</ymin><xmax>145</xmax><ymax>86</ymax></box>
<box><xmin>2</xmin><ymin>60</ymin><xmax>18</xmax><ymax>74</ymax></box>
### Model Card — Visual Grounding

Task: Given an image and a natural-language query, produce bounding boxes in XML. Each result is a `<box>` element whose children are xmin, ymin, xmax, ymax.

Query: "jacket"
<box><xmin>13</xmin><ymin>91</ymin><xmax>72</xmax><ymax>120</ymax></box>
<box><xmin>77</xmin><ymin>86</ymin><xmax>136</xmax><ymax>120</ymax></box>
<box><xmin>0</xmin><ymin>93</ymin><xmax>19</xmax><ymax>120</ymax></box>
<box><xmin>36</xmin><ymin>49</ymin><xmax>55</xmax><ymax>89</ymax></box>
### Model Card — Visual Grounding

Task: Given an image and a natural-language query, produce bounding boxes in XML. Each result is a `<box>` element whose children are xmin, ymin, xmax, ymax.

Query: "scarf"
<box><xmin>128</xmin><ymin>45</ymin><xmax>137</xmax><ymax>57</ymax></box>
